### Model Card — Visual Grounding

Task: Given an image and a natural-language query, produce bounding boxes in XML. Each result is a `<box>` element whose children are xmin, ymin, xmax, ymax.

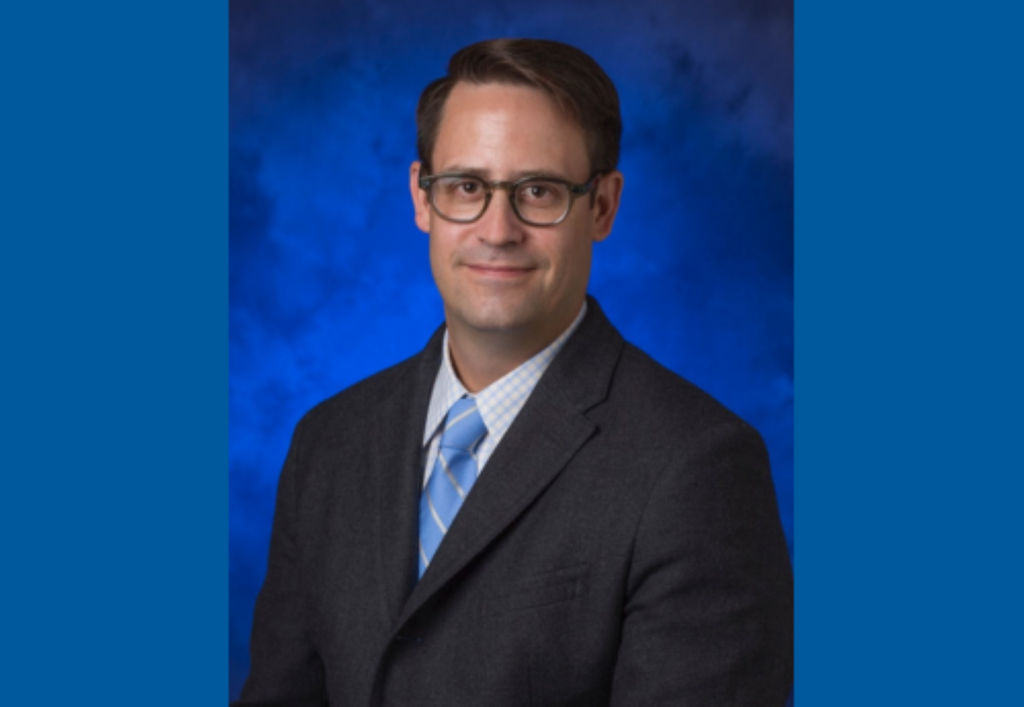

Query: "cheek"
<box><xmin>548</xmin><ymin>236</ymin><xmax>592</xmax><ymax>286</ymax></box>
<box><xmin>428</xmin><ymin>232</ymin><xmax>459</xmax><ymax>291</ymax></box>
<box><xmin>428</xmin><ymin>237</ymin><xmax>445</xmax><ymax>282</ymax></box>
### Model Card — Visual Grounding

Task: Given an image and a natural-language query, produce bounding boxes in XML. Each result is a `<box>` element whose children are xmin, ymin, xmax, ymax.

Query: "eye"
<box><xmin>517</xmin><ymin>180</ymin><xmax>562</xmax><ymax>204</ymax></box>
<box><xmin>438</xmin><ymin>177</ymin><xmax>486</xmax><ymax>201</ymax></box>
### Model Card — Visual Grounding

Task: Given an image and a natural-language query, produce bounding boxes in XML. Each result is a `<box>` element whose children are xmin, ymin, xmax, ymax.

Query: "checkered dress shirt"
<box><xmin>421</xmin><ymin>302</ymin><xmax>587</xmax><ymax>489</ymax></box>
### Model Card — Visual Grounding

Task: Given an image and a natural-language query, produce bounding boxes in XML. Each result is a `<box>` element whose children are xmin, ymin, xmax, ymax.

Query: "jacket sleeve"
<box><xmin>610</xmin><ymin>422</ymin><xmax>793</xmax><ymax>705</ymax></box>
<box><xmin>233</xmin><ymin>421</ymin><xmax>327</xmax><ymax>707</ymax></box>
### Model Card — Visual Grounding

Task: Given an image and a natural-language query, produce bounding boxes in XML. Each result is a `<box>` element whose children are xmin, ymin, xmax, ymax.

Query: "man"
<box><xmin>237</xmin><ymin>38</ymin><xmax>792</xmax><ymax>705</ymax></box>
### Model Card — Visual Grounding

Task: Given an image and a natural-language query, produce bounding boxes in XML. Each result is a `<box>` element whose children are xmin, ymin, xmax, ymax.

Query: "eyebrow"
<box><xmin>434</xmin><ymin>166</ymin><xmax>573</xmax><ymax>182</ymax></box>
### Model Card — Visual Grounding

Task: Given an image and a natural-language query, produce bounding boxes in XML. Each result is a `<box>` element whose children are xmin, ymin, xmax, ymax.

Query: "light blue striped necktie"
<box><xmin>418</xmin><ymin>396</ymin><xmax>487</xmax><ymax>579</ymax></box>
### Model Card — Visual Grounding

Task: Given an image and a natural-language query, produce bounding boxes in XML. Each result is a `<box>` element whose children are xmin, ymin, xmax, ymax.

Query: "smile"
<box><xmin>465</xmin><ymin>264</ymin><xmax>535</xmax><ymax>279</ymax></box>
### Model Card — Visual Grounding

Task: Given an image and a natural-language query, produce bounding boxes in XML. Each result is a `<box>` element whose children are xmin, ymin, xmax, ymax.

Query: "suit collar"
<box><xmin>533</xmin><ymin>295</ymin><xmax>624</xmax><ymax>415</ymax></box>
<box><xmin>386</xmin><ymin>295</ymin><xmax>625</xmax><ymax>632</ymax></box>
<box><xmin>372</xmin><ymin>324</ymin><xmax>445</xmax><ymax>627</ymax></box>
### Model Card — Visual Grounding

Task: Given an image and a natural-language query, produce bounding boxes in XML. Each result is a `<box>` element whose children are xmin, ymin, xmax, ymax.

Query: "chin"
<box><xmin>454</xmin><ymin>298</ymin><xmax>540</xmax><ymax>334</ymax></box>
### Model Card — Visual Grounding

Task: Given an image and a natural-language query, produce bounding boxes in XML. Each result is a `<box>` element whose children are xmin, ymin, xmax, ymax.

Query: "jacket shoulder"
<box><xmin>291</xmin><ymin>351</ymin><xmax>423</xmax><ymax>445</ymax></box>
<box><xmin>610</xmin><ymin>342</ymin><xmax>763</xmax><ymax>446</ymax></box>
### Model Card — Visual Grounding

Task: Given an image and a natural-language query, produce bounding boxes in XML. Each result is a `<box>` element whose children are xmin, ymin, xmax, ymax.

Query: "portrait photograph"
<box><xmin>229</xmin><ymin>0</ymin><xmax>794</xmax><ymax>703</ymax></box>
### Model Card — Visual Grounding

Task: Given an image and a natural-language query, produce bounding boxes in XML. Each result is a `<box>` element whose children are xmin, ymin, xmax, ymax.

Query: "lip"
<box><xmin>465</xmin><ymin>264</ymin><xmax>535</xmax><ymax>279</ymax></box>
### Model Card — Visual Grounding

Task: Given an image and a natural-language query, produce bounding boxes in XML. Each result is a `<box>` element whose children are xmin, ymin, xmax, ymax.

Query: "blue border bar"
<box><xmin>798</xmin><ymin>0</ymin><xmax>1023</xmax><ymax>703</ymax></box>
<box><xmin>2</xmin><ymin>3</ymin><xmax>225</xmax><ymax>703</ymax></box>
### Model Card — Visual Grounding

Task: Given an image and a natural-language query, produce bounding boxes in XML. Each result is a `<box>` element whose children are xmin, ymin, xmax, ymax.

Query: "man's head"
<box><xmin>409</xmin><ymin>39</ymin><xmax>624</xmax><ymax>353</ymax></box>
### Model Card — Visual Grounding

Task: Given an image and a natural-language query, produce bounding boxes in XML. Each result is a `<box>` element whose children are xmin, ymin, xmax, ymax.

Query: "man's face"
<box><xmin>410</xmin><ymin>82</ymin><xmax>621</xmax><ymax>345</ymax></box>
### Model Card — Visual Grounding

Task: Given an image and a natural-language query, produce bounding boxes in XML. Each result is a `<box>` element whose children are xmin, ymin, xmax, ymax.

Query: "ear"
<box><xmin>591</xmin><ymin>170</ymin><xmax>624</xmax><ymax>243</ymax></box>
<box><xmin>410</xmin><ymin>161</ymin><xmax>431</xmax><ymax>234</ymax></box>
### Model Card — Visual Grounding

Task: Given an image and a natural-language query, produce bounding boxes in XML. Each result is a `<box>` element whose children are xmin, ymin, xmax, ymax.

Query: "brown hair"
<box><xmin>416</xmin><ymin>38</ymin><xmax>622</xmax><ymax>176</ymax></box>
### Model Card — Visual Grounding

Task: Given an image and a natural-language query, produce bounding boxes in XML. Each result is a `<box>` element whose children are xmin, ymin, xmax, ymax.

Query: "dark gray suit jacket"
<box><xmin>236</xmin><ymin>298</ymin><xmax>793</xmax><ymax>706</ymax></box>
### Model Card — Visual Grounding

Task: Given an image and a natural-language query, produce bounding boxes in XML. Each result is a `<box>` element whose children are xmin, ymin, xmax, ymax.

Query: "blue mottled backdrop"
<box><xmin>229</xmin><ymin>0</ymin><xmax>793</xmax><ymax>699</ymax></box>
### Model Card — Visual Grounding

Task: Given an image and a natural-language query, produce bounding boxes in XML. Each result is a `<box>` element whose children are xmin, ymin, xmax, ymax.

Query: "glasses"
<box><xmin>418</xmin><ymin>172</ymin><xmax>599</xmax><ymax>227</ymax></box>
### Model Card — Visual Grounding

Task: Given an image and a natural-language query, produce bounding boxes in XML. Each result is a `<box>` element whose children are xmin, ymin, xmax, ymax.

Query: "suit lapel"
<box><xmin>394</xmin><ymin>298</ymin><xmax>625</xmax><ymax>631</ymax></box>
<box><xmin>372</xmin><ymin>326</ymin><xmax>445</xmax><ymax>627</ymax></box>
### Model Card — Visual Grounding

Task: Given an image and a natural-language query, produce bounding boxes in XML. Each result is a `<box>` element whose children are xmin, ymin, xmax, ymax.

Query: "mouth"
<box><xmin>464</xmin><ymin>264</ymin><xmax>536</xmax><ymax>279</ymax></box>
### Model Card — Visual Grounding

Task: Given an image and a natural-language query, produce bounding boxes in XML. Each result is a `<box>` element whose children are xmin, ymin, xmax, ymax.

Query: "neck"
<box><xmin>445</xmin><ymin>303</ymin><xmax>582</xmax><ymax>393</ymax></box>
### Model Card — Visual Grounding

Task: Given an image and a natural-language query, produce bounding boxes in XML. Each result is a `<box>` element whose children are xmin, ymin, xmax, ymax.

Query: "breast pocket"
<box><xmin>480</xmin><ymin>563</ymin><xmax>590</xmax><ymax>617</ymax></box>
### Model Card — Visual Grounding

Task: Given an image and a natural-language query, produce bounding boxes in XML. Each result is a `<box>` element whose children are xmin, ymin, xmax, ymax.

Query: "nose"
<box><xmin>475</xmin><ymin>192</ymin><xmax>525</xmax><ymax>247</ymax></box>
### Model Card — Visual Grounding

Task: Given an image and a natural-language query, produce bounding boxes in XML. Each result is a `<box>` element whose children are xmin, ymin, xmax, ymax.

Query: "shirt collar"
<box><xmin>423</xmin><ymin>301</ymin><xmax>588</xmax><ymax>446</ymax></box>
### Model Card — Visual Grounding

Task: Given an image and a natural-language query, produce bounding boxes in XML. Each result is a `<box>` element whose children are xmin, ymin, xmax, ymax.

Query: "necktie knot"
<box><xmin>439</xmin><ymin>396</ymin><xmax>487</xmax><ymax>454</ymax></box>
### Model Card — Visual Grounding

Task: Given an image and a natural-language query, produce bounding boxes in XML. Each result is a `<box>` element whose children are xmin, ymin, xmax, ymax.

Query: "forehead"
<box><xmin>432</xmin><ymin>82</ymin><xmax>589</xmax><ymax>179</ymax></box>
